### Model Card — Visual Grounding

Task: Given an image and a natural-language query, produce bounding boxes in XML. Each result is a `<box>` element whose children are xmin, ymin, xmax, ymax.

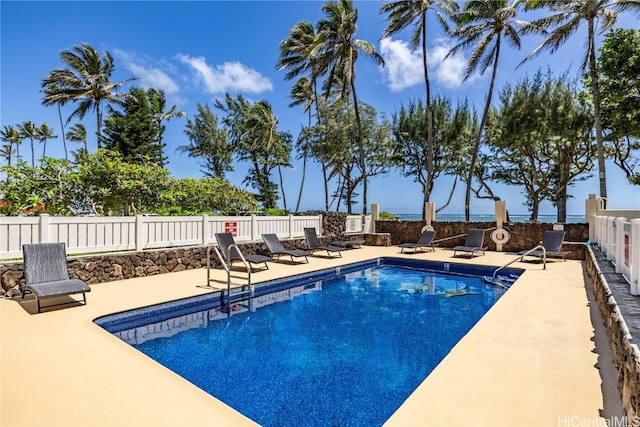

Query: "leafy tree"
<box><xmin>448</xmin><ymin>0</ymin><xmax>540</xmax><ymax>221</ymax></box>
<box><xmin>391</xmin><ymin>96</ymin><xmax>476</xmax><ymax>216</ymax></box>
<box><xmin>523</xmin><ymin>0</ymin><xmax>640</xmax><ymax>200</ymax></box>
<box><xmin>591</xmin><ymin>28</ymin><xmax>640</xmax><ymax>185</ymax></box>
<box><xmin>485</xmin><ymin>70</ymin><xmax>595</xmax><ymax>222</ymax></box>
<box><xmin>37</xmin><ymin>122</ymin><xmax>57</xmax><ymax>158</ymax></box>
<box><xmin>381</xmin><ymin>0</ymin><xmax>458</xmax><ymax>210</ymax></box>
<box><xmin>75</xmin><ymin>149</ymin><xmax>171</xmax><ymax>215</ymax></box>
<box><xmin>101</xmin><ymin>87</ymin><xmax>160</xmax><ymax>164</ymax></box>
<box><xmin>1</xmin><ymin>158</ymin><xmax>78</xmax><ymax>215</ymax></box>
<box><xmin>147</xmin><ymin>88</ymin><xmax>185</xmax><ymax>168</ymax></box>
<box><xmin>215</xmin><ymin>94</ymin><xmax>291</xmax><ymax>209</ymax></box>
<box><xmin>313</xmin><ymin>0</ymin><xmax>385</xmax><ymax>214</ymax></box>
<box><xmin>156</xmin><ymin>177</ymin><xmax>258</xmax><ymax>216</ymax></box>
<box><xmin>304</xmin><ymin>100</ymin><xmax>392</xmax><ymax>213</ymax></box>
<box><xmin>41</xmin><ymin>43</ymin><xmax>137</xmax><ymax>149</ymax></box>
<box><xmin>18</xmin><ymin>121</ymin><xmax>38</xmax><ymax>167</ymax></box>
<box><xmin>179</xmin><ymin>103</ymin><xmax>234</xmax><ymax>178</ymax></box>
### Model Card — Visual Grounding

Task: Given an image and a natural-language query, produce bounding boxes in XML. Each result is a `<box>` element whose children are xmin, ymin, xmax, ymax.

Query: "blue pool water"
<box><xmin>95</xmin><ymin>258</ymin><xmax>522</xmax><ymax>427</ymax></box>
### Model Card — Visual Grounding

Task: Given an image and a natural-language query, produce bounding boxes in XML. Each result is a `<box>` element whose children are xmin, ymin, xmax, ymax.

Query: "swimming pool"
<box><xmin>95</xmin><ymin>257</ymin><xmax>523</xmax><ymax>427</ymax></box>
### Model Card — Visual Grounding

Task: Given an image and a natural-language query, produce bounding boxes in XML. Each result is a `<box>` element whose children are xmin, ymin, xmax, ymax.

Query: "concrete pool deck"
<box><xmin>1</xmin><ymin>246</ymin><xmax>609</xmax><ymax>426</ymax></box>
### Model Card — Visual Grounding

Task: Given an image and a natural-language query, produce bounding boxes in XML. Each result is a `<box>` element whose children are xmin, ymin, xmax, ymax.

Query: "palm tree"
<box><xmin>288</xmin><ymin>77</ymin><xmax>315</xmax><ymax>212</ymax></box>
<box><xmin>314</xmin><ymin>0</ymin><xmax>385</xmax><ymax>214</ymax></box>
<box><xmin>522</xmin><ymin>0</ymin><xmax>640</xmax><ymax>201</ymax></box>
<box><xmin>381</xmin><ymin>0</ymin><xmax>458</xmax><ymax>217</ymax></box>
<box><xmin>0</xmin><ymin>145</ymin><xmax>13</xmax><ymax>167</ymax></box>
<box><xmin>66</xmin><ymin>123</ymin><xmax>88</xmax><ymax>154</ymax></box>
<box><xmin>448</xmin><ymin>0</ymin><xmax>540</xmax><ymax>221</ymax></box>
<box><xmin>277</xmin><ymin>20</ymin><xmax>332</xmax><ymax>211</ymax></box>
<box><xmin>147</xmin><ymin>88</ymin><xmax>185</xmax><ymax>168</ymax></box>
<box><xmin>41</xmin><ymin>43</ymin><xmax>137</xmax><ymax>149</ymax></box>
<box><xmin>41</xmin><ymin>83</ymin><xmax>69</xmax><ymax>160</ymax></box>
<box><xmin>17</xmin><ymin>121</ymin><xmax>38</xmax><ymax>166</ymax></box>
<box><xmin>1</xmin><ymin>125</ymin><xmax>21</xmax><ymax>164</ymax></box>
<box><xmin>37</xmin><ymin>123</ymin><xmax>57</xmax><ymax>158</ymax></box>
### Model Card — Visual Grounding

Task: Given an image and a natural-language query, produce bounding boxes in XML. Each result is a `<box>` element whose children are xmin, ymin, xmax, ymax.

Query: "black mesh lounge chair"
<box><xmin>21</xmin><ymin>243</ymin><xmax>91</xmax><ymax>313</ymax></box>
<box><xmin>399</xmin><ymin>230</ymin><xmax>436</xmax><ymax>254</ymax></box>
<box><xmin>261</xmin><ymin>234</ymin><xmax>311</xmax><ymax>263</ymax></box>
<box><xmin>519</xmin><ymin>230</ymin><xmax>568</xmax><ymax>261</ymax></box>
<box><xmin>452</xmin><ymin>229</ymin><xmax>487</xmax><ymax>258</ymax></box>
<box><xmin>304</xmin><ymin>228</ymin><xmax>342</xmax><ymax>258</ymax></box>
<box><xmin>215</xmin><ymin>232</ymin><xmax>270</xmax><ymax>271</ymax></box>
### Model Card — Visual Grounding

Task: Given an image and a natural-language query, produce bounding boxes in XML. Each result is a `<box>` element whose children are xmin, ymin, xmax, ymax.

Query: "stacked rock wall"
<box><xmin>586</xmin><ymin>248</ymin><xmax>640</xmax><ymax>421</ymax></box>
<box><xmin>374</xmin><ymin>220</ymin><xmax>588</xmax><ymax>260</ymax></box>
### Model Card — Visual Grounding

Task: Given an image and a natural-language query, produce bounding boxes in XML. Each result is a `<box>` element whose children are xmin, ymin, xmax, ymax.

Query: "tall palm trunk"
<box><xmin>588</xmin><ymin>18</ymin><xmax>607</xmax><ymax>200</ymax></box>
<box><xmin>96</xmin><ymin>104</ymin><xmax>102</xmax><ymax>150</ymax></box>
<box><xmin>350</xmin><ymin>75</ymin><xmax>367</xmax><ymax>215</ymax></box>
<box><xmin>57</xmin><ymin>104</ymin><xmax>68</xmax><ymax>160</ymax></box>
<box><xmin>295</xmin><ymin>108</ymin><xmax>313</xmax><ymax>213</ymax></box>
<box><xmin>465</xmin><ymin>37</ymin><xmax>501</xmax><ymax>221</ymax></box>
<box><xmin>422</xmin><ymin>11</ymin><xmax>435</xmax><ymax>220</ymax></box>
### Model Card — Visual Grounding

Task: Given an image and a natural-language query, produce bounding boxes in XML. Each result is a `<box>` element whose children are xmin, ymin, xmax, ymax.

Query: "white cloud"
<box><xmin>429</xmin><ymin>39</ymin><xmax>480</xmax><ymax>88</ymax></box>
<box><xmin>113</xmin><ymin>48</ymin><xmax>180</xmax><ymax>94</ymax></box>
<box><xmin>177</xmin><ymin>54</ymin><xmax>273</xmax><ymax>94</ymax></box>
<box><xmin>380</xmin><ymin>37</ymin><xmax>481</xmax><ymax>91</ymax></box>
<box><xmin>380</xmin><ymin>38</ymin><xmax>423</xmax><ymax>92</ymax></box>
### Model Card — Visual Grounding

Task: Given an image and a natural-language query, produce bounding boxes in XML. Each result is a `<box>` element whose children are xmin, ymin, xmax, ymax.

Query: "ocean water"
<box><xmin>394</xmin><ymin>213</ymin><xmax>585</xmax><ymax>223</ymax></box>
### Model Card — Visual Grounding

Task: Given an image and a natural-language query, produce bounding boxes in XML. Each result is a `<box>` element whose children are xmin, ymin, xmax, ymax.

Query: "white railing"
<box><xmin>594</xmin><ymin>215</ymin><xmax>640</xmax><ymax>295</ymax></box>
<box><xmin>0</xmin><ymin>214</ymin><xmax>322</xmax><ymax>260</ymax></box>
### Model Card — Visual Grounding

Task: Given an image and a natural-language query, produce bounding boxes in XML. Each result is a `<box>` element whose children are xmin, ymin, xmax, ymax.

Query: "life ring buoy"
<box><xmin>422</xmin><ymin>224</ymin><xmax>435</xmax><ymax>233</ymax></box>
<box><xmin>491</xmin><ymin>227</ymin><xmax>511</xmax><ymax>245</ymax></box>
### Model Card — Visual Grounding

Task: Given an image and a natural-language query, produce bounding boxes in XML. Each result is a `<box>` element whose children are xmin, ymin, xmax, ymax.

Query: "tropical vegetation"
<box><xmin>1</xmin><ymin>0</ymin><xmax>639</xmax><ymax>221</ymax></box>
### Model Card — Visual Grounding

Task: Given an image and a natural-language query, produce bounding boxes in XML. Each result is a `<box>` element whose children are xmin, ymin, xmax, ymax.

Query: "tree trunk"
<box><xmin>588</xmin><ymin>18</ymin><xmax>607</xmax><ymax>200</ymax></box>
<box><xmin>351</xmin><ymin>76</ymin><xmax>367</xmax><ymax>215</ymax></box>
<box><xmin>465</xmin><ymin>36</ymin><xmax>501</xmax><ymax>221</ymax></box>
<box><xmin>422</xmin><ymin>12</ymin><xmax>435</xmax><ymax>215</ymax></box>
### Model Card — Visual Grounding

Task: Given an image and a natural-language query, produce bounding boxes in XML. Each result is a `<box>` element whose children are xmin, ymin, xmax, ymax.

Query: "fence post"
<box><xmin>135</xmin><ymin>215</ymin><xmax>145</xmax><ymax>252</ymax></box>
<box><xmin>251</xmin><ymin>214</ymin><xmax>258</xmax><ymax>241</ymax></box>
<box><xmin>606</xmin><ymin>217</ymin><xmax>615</xmax><ymax>261</ymax></box>
<box><xmin>631</xmin><ymin>219</ymin><xmax>640</xmax><ymax>295</ymax></box>
<box><xmin>202</xmin><ymin>214</ymin><xmax>209</xmax><ymax>246</ymax></box>
<box><xmin>288</xmin><ymin>215</ymin><xmax>294</xmax><ymax>239</ymax></box>
<box><xmin>615</xmin><ymin>217</ymin><xmax>626</xmax><ymax>273</ymax></box>
<box><xmin>318</xmin><ymin>214</ymin><xmax>323</xmax><ymax>236</ymax></box>
<box><xmin>38</xmin><ymin>214</ymin><xmax>50</xmax><ymax>243</ymax></box>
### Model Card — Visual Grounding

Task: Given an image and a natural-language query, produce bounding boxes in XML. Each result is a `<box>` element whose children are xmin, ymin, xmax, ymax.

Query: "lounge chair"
<box><xmin>519</xmin><ymin>230</ymin><xmax>567</xmax><ymax>262</ymax></box>
<box><xmin>452</xmin><ymin>229</ymin><xmax>487</xmax><ymax>258</ymax></box>
<box><xmin>261</xmin><ymin>234</ymin><xmax>311</xmax><ymax>263</ymax></box>
<box><xmin>215</xmin><ymin>232</ymin><xmax>270</xmax><ymax>271</ymax></box>
<box><xmin>399</xmin><ymin>230</ymin><xmax>436</xmax><ymax>254</ymax></box>
<box><xmin>304</xmin><ymin>228</ymin><xmax>342</xmax><ymax>258</ymax></box>
<box><xmin>21</xmin><ymin>242</ymin><xmax>91</xmax><ymax>313</ymax></box>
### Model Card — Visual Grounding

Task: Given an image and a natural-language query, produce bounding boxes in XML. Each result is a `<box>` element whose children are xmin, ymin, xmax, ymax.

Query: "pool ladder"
<box><xmin>207</xmin><ymin>245</ymin><xmax>254</xmax><ymax>313</ymax></box>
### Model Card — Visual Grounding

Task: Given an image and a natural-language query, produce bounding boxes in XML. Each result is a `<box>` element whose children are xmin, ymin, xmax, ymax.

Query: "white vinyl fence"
<box><xmin>0</xmin><ymin>214</ymin><xmax>322</xmax><ymax>260</ymax></box>
<box><xmin>594</xmin><ymin>215</ymin><xmax>640</xmax><ymax>295</ymax></box>
<box><xmin>346</xmin><ymin>215</ymin><xmax>372</xmax><ymax>234</ymax></box>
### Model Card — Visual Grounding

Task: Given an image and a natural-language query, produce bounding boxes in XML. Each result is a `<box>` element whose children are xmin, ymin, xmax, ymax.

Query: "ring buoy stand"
<box><xmin>422</xmin><ymin>224</ymin><xmax>435</xmax><ymax>233</ymax></box>
<box><xmin>491</xmin><ymin>227</ymin><xmax>511</xmax><ymax>245</ymax></box>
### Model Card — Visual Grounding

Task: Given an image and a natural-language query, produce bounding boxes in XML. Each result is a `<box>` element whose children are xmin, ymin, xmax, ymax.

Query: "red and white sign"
<box><xmin>225</xmin><ymin>221</ymin><xmax>238</xmax><ymax>236</ymax></box>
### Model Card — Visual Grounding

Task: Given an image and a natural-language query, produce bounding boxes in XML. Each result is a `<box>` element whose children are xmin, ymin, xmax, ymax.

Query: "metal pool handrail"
<box><xmin>492</xmin><ymin>245</ymin><xmax>547</xmax><ymax>279</ymax></box>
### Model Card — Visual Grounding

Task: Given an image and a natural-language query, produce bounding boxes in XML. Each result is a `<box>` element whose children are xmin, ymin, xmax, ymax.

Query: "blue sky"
<box><xmin>1</xmin><ymin>0</ymin><xmax>639</xmax><ymax>216</ymax></box>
